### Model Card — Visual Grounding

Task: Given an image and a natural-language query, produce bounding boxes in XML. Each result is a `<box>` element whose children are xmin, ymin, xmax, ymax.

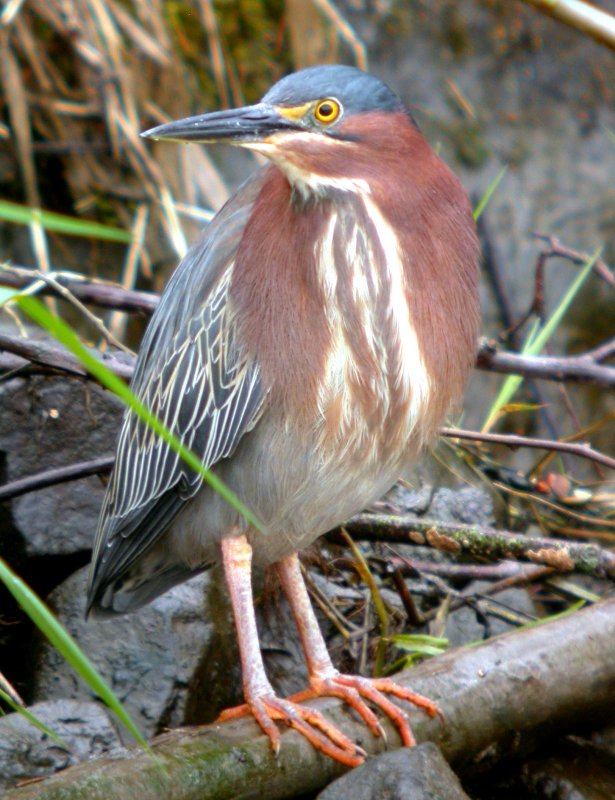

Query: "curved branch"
<box><xmin>442</xmin><ymin>426</ymin><xmax>615</xmax><ymax>471</ymax></box>
<box><xmin>0</xmin><ymin>265</ymin><xmax>158</xmax><ymax>315</ymax></box>
<box><xmin>337</xmin><ymin>514</ymin><xmax>615</xmax><ymax>578</ymax></box>
<box><xmin>0</xmin><ymin>332</ymin><xmax>134</xmax><ymax>380</ymax></box>
<box><xmin>476</xmin><ymin>342</ymin><xmax>615</xmax><ymax>387</ymax></box>
<box><xmin>519</xmin><ymin>0</ymin><xmax>615</xmax><ymax>52</ymax></box>
<box><xmin>0</xmin><ymin>456</ymin><xmax>114</xmax><ymax>501</ymax></box>
<box><xmin>0</xmin><ymin>426</ymin><xmax>611</xmax><ymax>504</ymax></box>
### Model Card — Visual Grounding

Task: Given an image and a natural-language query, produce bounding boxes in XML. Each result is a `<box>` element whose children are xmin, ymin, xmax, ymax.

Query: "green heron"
<box><xmin>87</xmin><ymin>65</ymin><xmax>480</xmax><ymax>766</ymax></box>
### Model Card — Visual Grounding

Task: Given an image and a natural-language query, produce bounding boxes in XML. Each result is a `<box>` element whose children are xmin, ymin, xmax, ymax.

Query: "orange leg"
<box><xmin>217</xmin><ymin>535</ymin><xmax>364</xmax><ymax>767</ymax></box>
<box><xmin>276</xmin><ymin>553</ymin><xmax>441</xmax><ymax>748</ymax></box>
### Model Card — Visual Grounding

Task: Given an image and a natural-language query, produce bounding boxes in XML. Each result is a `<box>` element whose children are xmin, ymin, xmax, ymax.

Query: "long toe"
<box><xmin>291</xmin><ymin>673</ymin><xmax>441</xmax><ymax>748</ymax></box>
<box><xmin>217</xmin><ymin>694</ymin><xmax>364</xmax><ymax>767</ymax></box>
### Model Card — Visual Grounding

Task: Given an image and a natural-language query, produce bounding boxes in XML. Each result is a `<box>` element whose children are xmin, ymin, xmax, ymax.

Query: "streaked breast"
<box><xmin>314</xmin><ymin>192</ymin><xmax>431</xmax><ymax>461</ymax></box>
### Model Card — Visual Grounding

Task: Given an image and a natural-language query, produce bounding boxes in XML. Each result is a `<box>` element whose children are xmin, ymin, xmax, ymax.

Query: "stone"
<box><xmin>444</xmin><ymin>579</ymin><xmax>537</xmax><ymax>648</ymax></box>
<box><xmin>0</xmin><ymin>699</ymin><xmax>123</xmax><ymax>792</ymax></box>
<box><xmin>0</xmin><ymin>374</ymin><xmax>123</xmax><ymax>559</ymax></box>
<box><xmin>429</xmin><ymin>487</ymin><xmax>495</xmax><ymax>527</ymax></box>
<box><xmin>317</xmin><ymin>742</ymin><xmax>471</xmax><ymax>800</ymax></box>
<box><xmin>34</xmin><ymin>566</ymin><xmax>213</xmax><ymax>740</ymax></box>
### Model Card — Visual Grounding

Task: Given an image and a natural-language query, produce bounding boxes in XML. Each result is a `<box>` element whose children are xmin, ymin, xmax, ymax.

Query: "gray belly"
<box><xmin>165</xmin><ymin>406</ymin><xmax>421</xmax><ymax>568</ymax></box>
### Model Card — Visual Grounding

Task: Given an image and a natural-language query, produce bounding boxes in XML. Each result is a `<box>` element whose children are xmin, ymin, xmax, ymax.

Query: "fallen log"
<box><xmin>6</xmin><ymin>598</ymin><xmax>615</xmax><ymax>800</ymax></box>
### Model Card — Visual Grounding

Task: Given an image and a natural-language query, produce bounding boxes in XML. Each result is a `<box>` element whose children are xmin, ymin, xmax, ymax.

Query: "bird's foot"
<box><xmin>218</xmin><ymin>693</ymin><xmax>365</xmax><ymax>767</ymax></box>
<box><xmin>287</xmin><ymin>672</ymin><xmax>441</xmax><ymax>747</ymax></box>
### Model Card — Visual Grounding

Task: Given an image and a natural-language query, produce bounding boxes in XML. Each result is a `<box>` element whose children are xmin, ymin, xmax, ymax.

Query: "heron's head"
<box><xmin>141</xmin><ymin>65</ymin><xmax>419</xmax><ymax>197</ymax></box>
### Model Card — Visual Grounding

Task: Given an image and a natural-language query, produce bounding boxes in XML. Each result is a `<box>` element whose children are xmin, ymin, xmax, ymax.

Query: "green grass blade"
<box><xmin>0</xmin><ymin>687</ymin><xmax>69</xmax><ymax>748</ymax></box>
<box><xmin>473</xmin><ymin>166</ymin><xmax>507</xmax><ymax>221</ymax></box>
<box><xmin>8</xmin><ymin>293</ymin><xmax>265</xmax><ymax>533</ymax></box>
<box><xmin>482</xmin><ymin>248</ymin><xmax>600</xmax><ymax>431</ymax></box>
<box><xmin>0</xmin><ymin>200</ymin><xmax>131</xmax><ymax>243</ymax></box>
<box><xmin>0</xmin><ymin>558</ymin><xmax>149</xmax><ymax>749</ymax></box>
<box><xmin>482</xmin><ymin>317</ymin><xmax>540</xmax><ymax>432</ymax></box>
<box><xmin>389</xmin><ymin>633</ymin><xmax>449</xmax><ymax>657</ymax></box>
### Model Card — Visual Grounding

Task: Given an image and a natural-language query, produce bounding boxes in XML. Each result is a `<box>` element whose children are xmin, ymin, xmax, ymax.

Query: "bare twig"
<box><xmin>0</xmin><ymin>331</ymin><xmax>134</xmax><ymax>380</ymax></box>
<box><xmin>519</xmin><ymin>1</ymin><xmax>615</xmax><ymax>53</ymax></box>
<box><xmin>1</xmin><ymin>324</ymin><xmax>613</xmax><ymax>396</ymax></box>
<box><xmin>476</xmin><ymin>341</ymin><xmax>615</xmax><ymax>387</ymax></box>
<box><xmin>0</xmin><ymin>455</ymin><xmax>114</xmax><ymax>502</ymax></box>
<box><xmin>29</xmin><ymin>271</ymin><xmax>134</xmax><ymax>353</ymax></box>
<box><xmin>442</xmin><ymin>426</ymin><xmax>615</xmax><ymax>471</ymax></box>
<box><xmin>334</xmin><ymin>514</ymin><xmax>615</xmax><ymax>579</ymax></box>
<box><xmin>385</xmin><ymin>556</ymin><xmax>546</xmax><ymax>583</ymax></box>
<box><xmin>418</xmin><ymin>565</ymin><xmax>554</xmax><ymax>624</ymax></box>
<box><xmin>3</xmin><ymin>267</ymin><xmax>614</xmax><ymax>386</ymax></box>
<box><xmin>0</xmin><ymin>412</ymin><xmax>611</xmax><ymax>505</ymax></box>
<box><xmin>0</xmin><ymin>266</ymin><xmax>159</xmax><ymax>314</ymax></box>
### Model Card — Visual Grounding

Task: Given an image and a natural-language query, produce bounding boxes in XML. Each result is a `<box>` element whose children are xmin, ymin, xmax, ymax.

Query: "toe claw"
<box><xmin>216</xmin><ymin>675</ymin><xmax>439</xmax><ymax>765</ymax></box>
<box><xmin>218</xmin><ymin>693</ymin><xmax>364</xmax><ymax>767</ymax></box>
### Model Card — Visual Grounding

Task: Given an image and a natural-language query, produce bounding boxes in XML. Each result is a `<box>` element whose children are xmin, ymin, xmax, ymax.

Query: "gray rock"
<box><xmin>445</xmin><ymin>580</ymin><xmax>536</xmax><ymax>648</ymax></box>
<box><xmin>317</xmin><ymin>743</ymin><xmax>471</xmax><ymax>800</ymax></box>
<box><xmin>0</xmin><ymin>699</ymin><xmax>122</xmax><ymax>792</ymax></box>
<box><xmin>34</xmin><ymin>566</ymin><xmax>212</xmax><ymax>740</ymax></box>
<box><xmin>0</xmin><ymin>374</ymin><xmax>123</xmax><ymax>558</ymax></box>
<box><xmin>429</xmin><ymin>487</ymin><xmax>495</xmax><ymax>527</ymax></box>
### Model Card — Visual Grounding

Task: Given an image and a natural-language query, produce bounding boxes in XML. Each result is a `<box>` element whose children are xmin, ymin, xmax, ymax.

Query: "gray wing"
<box><xmin>87</xmin><ymin>173</ymin><xmax>267</xmax><ymax>611</ymax></box>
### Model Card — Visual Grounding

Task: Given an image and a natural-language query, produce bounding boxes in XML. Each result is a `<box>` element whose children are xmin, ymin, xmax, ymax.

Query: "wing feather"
<box><xmin>87</xmin><ymin>172</ymin><xmax>268</xmax><ymax>611</ymax></box>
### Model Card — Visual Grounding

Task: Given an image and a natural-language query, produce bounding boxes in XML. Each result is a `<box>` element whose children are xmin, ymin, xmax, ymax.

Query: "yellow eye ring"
<box><xmin>314</xmin><ymin>98</ymin><xmax>341</xmax><ymax>124</ymax></box>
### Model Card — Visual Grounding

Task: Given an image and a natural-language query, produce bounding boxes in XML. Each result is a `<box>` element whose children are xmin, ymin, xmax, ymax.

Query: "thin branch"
<box><xmin>30</xmin><ymin>270</ymin><xmax>134</xmax><ymax>354</ymax></box>
<box><xmin>519</xmin><ymin>0</ymin><xmax>615</xmax><ymax>52</ymax></box>
<box><xmin>0</xmin><ymin>331</ymin><xmax>134</xmax><ymax>380</ymax></box>
<box><xmin>0</xmin><ymin>423</ymin><xmax>611</xmax><ymax>505</ymax></box>
<box><xmin>2</xmin><ymin>328</ymin><xmax>614</xmax><ymax>394</ymax></box>
<box><xmin>0</xmin><ymin>455</ymin><xmax>114</xmax><ymax>502</ymax></box>
<box><xmin>335</xmin><ymin>514</ymin><xmax>615</xmax><ymax>579</ymax></box>
<box><xmin>385</xmin><ymin>556</ymin><xmax>547</xmax><ymax>582</ymax></box>
<box><xmin>0</xmin><ymin>265</ymin><xmax>159</xmax><ymax>314</ymax></box>
<box><xmin>3</xmin><ymin>267</ymin><xmax>614</xmax><ymax>386</ymax></box>
<box><xmin>586</xmin><ymin>336</ymin><xmax>615</xmax><ymax>363</ymax></box>
<box><xmin>476</xmin><ymin>341</ymin><xmax>615</xmax><ymax>387</ymax></box>
<box><xmin>442</xmin><ymin>426</ymin><xmax>615</xmax><ymax>471</ymax></box>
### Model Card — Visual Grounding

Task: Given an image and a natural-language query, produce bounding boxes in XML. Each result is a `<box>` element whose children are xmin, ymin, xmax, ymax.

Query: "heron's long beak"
<box><xmin>140</xmin><ymin>103</ymin><xmax>299</xmax><ymax>145</ymax></box>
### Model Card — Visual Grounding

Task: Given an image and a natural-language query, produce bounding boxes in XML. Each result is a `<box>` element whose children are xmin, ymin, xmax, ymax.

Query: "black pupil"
<box><xmin>319</xmin><ymin>102</ymin><xmax>334</xmax><ymax>118</ymax></box>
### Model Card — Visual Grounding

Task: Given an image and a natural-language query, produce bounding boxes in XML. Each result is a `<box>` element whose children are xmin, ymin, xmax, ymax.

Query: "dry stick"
<box><xmin>441</xmin><ymin>426</ymin><xmax>615</xmax><ymax>471</ymax></box>
<box><xmin>386</xmin><ymin>556</ymin><xmax>547</xmax><ymax>582</ymax></box>
<box><xmin>0</xmin><ymin>331</ymin><xmax>134</xmax><ymax>380</ymax></box>
<box><xmin>29</xmin><ymin>270</ymin><xmax>134</xmax><ymax>354</ymax></box>
<box><xmin>546</xmin><ymin>231</ymin><xmax>613</xmax><ymax>294</ymax></box>
<box><xmin>0</xmin><ymin>266</ymin><xmax>159</xmax><ymax>314</ymax></box>
<box><xmin>335</xmin><ymin>514</ymin><xmax>615</xmax><ymax>579</ymax></box>
<box><xmin>418</xmin><ymin>565</ymin><xmax>555</xmax><ymax>625</ymax></box>
<box><xmin>5</xmin><ymin>599</ymin><xmax>615</xmax><ymax>800</ymax></box>
<box><xmin>519</xmin><ymin>0</ymin><xmax>615</xmax><ymax>52</ymax></box>
<box><xmin>475</xmin><ymin>343</ymin><xmax>615</xmax><ymax>387</ymax></box>
<box><xmin>0</xmin><ymin>455</ymin><xmax>114</xmax><ymax>502</ymax></box>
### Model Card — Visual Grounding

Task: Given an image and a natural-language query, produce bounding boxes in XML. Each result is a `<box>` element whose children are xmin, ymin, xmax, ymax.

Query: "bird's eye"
<box><xmin>314</xmin><ymin>99</ymin><xmax>341</xmax><ymax>124</ymax></box>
